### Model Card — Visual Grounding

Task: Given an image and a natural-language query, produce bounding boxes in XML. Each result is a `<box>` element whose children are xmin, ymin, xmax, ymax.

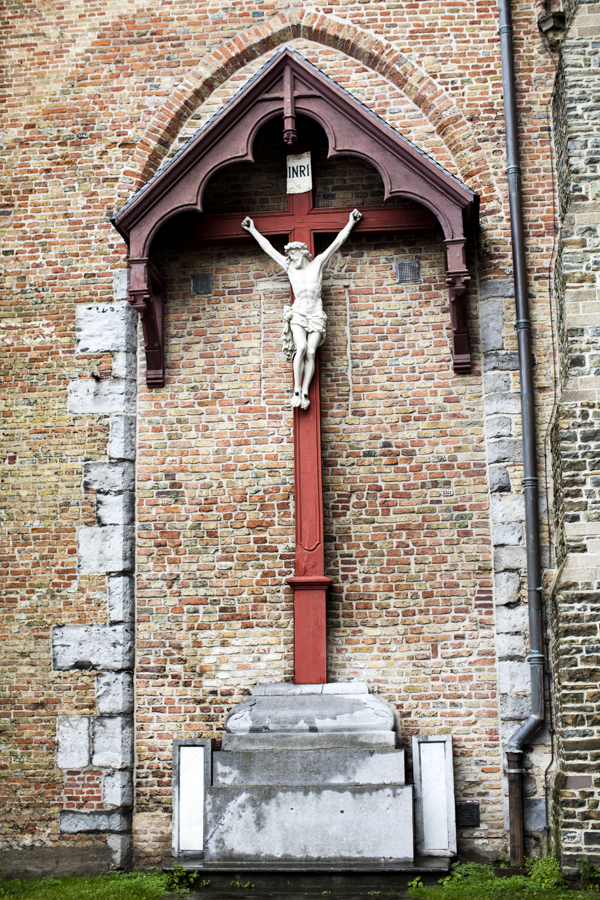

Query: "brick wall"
<box><xmin>1</xmin><ymin>0</ymin><xmax>562</xmax><ymax>872</ymax></box>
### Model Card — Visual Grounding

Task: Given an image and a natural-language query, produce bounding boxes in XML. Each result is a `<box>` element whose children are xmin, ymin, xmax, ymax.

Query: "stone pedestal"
<box><xmin>204</xmin><ymin>683</ymin><xmax>413</xmax><ymax>863</ymax></box>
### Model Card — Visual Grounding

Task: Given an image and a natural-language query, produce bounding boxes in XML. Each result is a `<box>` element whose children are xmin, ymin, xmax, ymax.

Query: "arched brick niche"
<box><xmin>112</xmin><ymin>48</ymin><xmax>479</xmax><ymax>386</ymax></box>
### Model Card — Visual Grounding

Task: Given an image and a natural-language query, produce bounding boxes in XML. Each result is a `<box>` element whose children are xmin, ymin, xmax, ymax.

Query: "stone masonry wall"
<box><xmin>550</xmin><ymin>0</ymin><xmax>600</xmax><ymax>873</ymax></box>
<box><xmin>1</xmin><ymin>0</ymin><xmax>559</xmax><ymax>873</ymax></box>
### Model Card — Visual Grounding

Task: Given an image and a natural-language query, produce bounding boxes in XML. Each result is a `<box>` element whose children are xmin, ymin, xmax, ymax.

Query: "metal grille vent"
<box><xmin>191</xmin><ymin>272</ymin><xmax>213</xmax><ymax>295</ymax></box>
<box><xmin>455</xmin><ymin>801</ymin><xmax>481</xmax><ymax>828</ymax></box>
<box><xmin>396</xmin><ymin>259</ymin><xmax>421</xmax><ymax>284</ymax></box>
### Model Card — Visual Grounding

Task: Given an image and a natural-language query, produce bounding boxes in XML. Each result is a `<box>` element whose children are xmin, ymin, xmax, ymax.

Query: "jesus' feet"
<box><xmin>291</xmin><ymin>391</ymin><xmax>302</xmax><ymax>408</ymax></box>
<box><xmin>300</xmin><ymin>393</ymin><xmax>310</xmax><ymax>410</ymax></box>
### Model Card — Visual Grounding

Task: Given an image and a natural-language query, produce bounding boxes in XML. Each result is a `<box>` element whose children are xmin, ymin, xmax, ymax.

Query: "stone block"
<box><xmin>484</xmin><ymin>352</ymin><xmax>520</xmax><ymax>371</ymax></box>
<box><xmin>487</xmin><ymin>416</ymin><xmax>512</xmax><ymax>439</ymax></box>
<box><xmin>96</xmin><ymin>493</ymin><xmax>135</xmax><ymax>526</ymax></box>
<box><xmin>524</xmin><ymin>798</ymin><xmax>547</xmax><ymax>833</ymax></box>
<box><xmin>109</xmin><ymin>416</ymin><xmax>136</xmax><ymax>462</ymax></box>
<box><xmin>68</xmin><ymin>379</ymin><xmax>136</xmax><ymax>415</ymax></box>
<box><xmin>222</xmin><ymin>732</ymin><xmax>396</xmax><ymax>751</ymax></box>
<box><xmin>92</xmin><ymin>717</ymin><xmax>134</xmax><ymax>769</ymax></box>
<box><xmin>493</xmin><ymin>523</ymin><xmax>524</xmax><ymax>546</ymax></box>
<box><xmin>113</xmin><ymin>269</ymin><xmax>130</xmax><ymax>302</ymax></box>
<box><xmin>96</xmin><ymin>673</ymin><xmax>134</xmax><ymax>715</ymax></box>
<box><xmin>103</xmin><ymin>770</ymin><xmax>133</xmax><ymax>808</ymax></box>
<box><xmin>83</xmin><ymin>462</ymin><xmax>135</xmax><ymax>493</ymax></box>
<box><xmin>496</xmin><ymin>633</ymin><xmax>526</xmax><ymax>659</ymax></box>
<box><xmin>485</xmin><ymin>393</ymin><xmax>521</xmax><ymax>416</ymax></box>
<box><xmin>225</xmin><ymin>690</ymin><xmax>394</xmax><ymax>734</ymax></box>
<box><xmin>60</xmin><ymin>810</ymin><xmax>131</xmax><ymax>834</ymax></box>
<box><xmin>489</xmin><ymin>466</ymin><xmax>511</xmax><ymax>494</ymax></box>
<box><xmin>112</xmin><ymin>352</ymin><xmax>137</xmax><ymax>380</ymax></box>
<box><xmin>108</xmin><ymin>576</ymin><xmax>135</xmax><ymax>624</ymax></box>
<box><xmin>491</xmin><ymin>493</ymin><xmax>526</xmax><ymax>524</ymax></box>
<box><xmin>204</xmin><ymin>784</ymin><xmax>414</xmax><ymax>862</ymax></box>
<box><xmin>480</xmin><ymin>299</ymin><xmax>504</xmax><ymax>351</ymax></box>
<box><xmin>78</xmin><ymin>526</ymin><xmax>134</xmax><ymax>574</ymax></box>
<box><xmin>56</xmin><ymin>716</ymin><xmax>90</xmax><ymax>769</ymax></box>
<box><xmin>496</xmin><ymin>603</ymin><xmax>528</xmax><ymax>634</ymax></box>
<box><xmin>107</xmin><ymin>834</ymin><xmax>133</xmax><ymax>869</ymax></box>
<box><xmin>500</xmin><ymin>694</ymin><xmax>531</xmax><ymax>719</ymax></box>
<box><xmin>484</xmin><ymin>372</ymin><xmax>512</xmax><ymax>394</ymax></box>
<box><xmin>53</xmin><ymin>625</ymin><xmax>134</xmax><ymax>671</ymax></box>
<box><xmin>479</xmin><ymin>279</ymin><xmax>515</xmax><ymax>300</ymax></box>
<box><xmin>76</xmin><ymin>302</ymin><xmax>136</xmax><ymax>355</ymax></box>
<box><xmin>488</xmin><ymin>439</ymin><xmax>523</xmax><ymax>464</ymax></box>
<box><xmin>494</xmin><ymin>546</ymin><xmax>528</xmax><ymax>571</ymax></box>
<box><xmin>495</xmin><ymin>571</ymin><xmax>520</xmax><ymax>606</ymax></box>
<box><xmin>498</xmin><ymin>660</ymin><xmax>530</xmax><ymax>694</ymax></box>
<box><xmin>254</xmin><ymin>682</ymin><xmax>369</xmax><ymax>695</ymax></box>
<box><xmin>213</xmin><ymin>749</ymin><xmax>405</xmax><ymax>786</ymax></box>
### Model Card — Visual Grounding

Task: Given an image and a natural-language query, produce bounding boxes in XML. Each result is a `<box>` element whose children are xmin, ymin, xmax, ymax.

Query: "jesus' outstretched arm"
<box><xmin>241</xmin><ymin>217</ymin><xmax>288</xmax><ymax>270</ymax></box>
<box><xmin>314</xmin><ymin>209</ymin><xmax>362</xmax><ymax>272</ymax></box>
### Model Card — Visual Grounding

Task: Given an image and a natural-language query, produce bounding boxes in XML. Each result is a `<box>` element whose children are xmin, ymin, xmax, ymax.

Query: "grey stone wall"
<box><xmin>550</xmin><ymin>0</ymin><xmax>600</xmax><ymax>872</ymax></box>
<box><xmin>54</xmin><ymin>273</ymin><xmax>137</xmax><ymax>869</ymax></box>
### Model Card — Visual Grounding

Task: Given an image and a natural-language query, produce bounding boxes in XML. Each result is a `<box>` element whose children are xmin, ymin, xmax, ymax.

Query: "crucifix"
<box><xmin>164</xmin><ymin>153</ymin><xmax>444</xmax><ymax>684</ymax></box>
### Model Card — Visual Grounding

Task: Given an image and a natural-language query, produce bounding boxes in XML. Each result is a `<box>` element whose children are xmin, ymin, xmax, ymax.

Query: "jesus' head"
<box><xmin>284</xmin><ymin>241</ymin><xmax>312</xmax><ymax>269</ymax></box>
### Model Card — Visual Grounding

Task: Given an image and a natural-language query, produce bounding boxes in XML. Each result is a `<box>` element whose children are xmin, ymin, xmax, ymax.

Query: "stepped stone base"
<box><xmin>205</xmin><ymin>683</ymin><xmax>413</xmax><ymax>863</ymax></box>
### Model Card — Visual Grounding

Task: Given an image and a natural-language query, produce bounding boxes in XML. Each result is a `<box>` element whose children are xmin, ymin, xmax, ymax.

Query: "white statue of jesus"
<box><xmin>241</xmin><ymin>209</ymin><xmax>362</xmax><ymax>409</ymax></box>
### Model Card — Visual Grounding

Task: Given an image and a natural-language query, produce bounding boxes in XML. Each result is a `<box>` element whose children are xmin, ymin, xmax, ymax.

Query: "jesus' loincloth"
<box><xmin>281</xmin><ymin>305</ymin><xmax>327</xmax><ymax>360</ymax></box>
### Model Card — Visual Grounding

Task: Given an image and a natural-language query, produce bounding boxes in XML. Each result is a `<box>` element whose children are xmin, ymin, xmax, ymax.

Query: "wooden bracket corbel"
<box><xmin>444</xmin><ymin>238</ymin><xmax>471</xmax><ymax>373</ymax></box>
<box><xmin>282</xmin><ymin>66</ymin><xmax>297</xmax><ymax>146</ymax></box>
<box><xmin>128</xmin><ymin>257</ymin><xmax>166</xmax><ymax>387</ymax></box>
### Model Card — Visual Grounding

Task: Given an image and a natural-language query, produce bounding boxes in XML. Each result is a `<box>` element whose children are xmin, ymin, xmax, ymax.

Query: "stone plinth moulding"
<box><xmin>112</xmin><ymin>48</ymin><xmax>479</xmax><ymax>387</ymax></box>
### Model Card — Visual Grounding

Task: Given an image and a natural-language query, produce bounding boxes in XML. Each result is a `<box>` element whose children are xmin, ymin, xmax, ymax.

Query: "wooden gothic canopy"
<box><xmin>112</xmin><ymin>48</ymin><xmax>479</xmax><ymax>387</ymax></box>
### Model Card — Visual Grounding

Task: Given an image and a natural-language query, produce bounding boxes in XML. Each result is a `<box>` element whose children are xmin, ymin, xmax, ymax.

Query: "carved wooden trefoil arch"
<box><xmin>112</xmin><ymin>48</ymin><xmax>479</xmax><ymax>387</ymax></box>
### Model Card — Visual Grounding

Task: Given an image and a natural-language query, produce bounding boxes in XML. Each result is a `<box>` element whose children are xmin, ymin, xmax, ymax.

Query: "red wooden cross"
<box><xmin>180</xmin><ymin>182</ymin><xmax>435</xmax><ymax>683</ymax></box>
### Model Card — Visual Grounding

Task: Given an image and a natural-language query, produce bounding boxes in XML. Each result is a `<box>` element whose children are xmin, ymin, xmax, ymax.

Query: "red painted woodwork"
<box><xmin>113</xmin><ymin>48</ymin><xmax>479</xmax><ymax>387</ymax></box>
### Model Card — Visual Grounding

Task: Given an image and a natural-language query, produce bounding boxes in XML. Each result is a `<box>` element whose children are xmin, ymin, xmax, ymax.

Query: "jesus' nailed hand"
<box><xmin>241</xmin><ymin>209</ymin><xmax>362</xmax><ymax>410</ymax></box>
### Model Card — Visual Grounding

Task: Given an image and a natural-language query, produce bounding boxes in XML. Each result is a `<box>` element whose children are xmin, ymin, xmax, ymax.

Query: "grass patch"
<box><xmin>406</xmin><ymin>857</ymin><xmax>599</xmax><ymax>900</ymax></box>
<box><xmin>0</xmin><ymin>871</ymin><xmax>171</xmax><ymax>900</ymax></box>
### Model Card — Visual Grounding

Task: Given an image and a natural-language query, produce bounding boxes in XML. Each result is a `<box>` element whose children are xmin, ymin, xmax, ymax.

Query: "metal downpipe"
<box><xmin>497</xmin><ymin>0</ymin><xmax>545</xmax><ymax>868</ymax></box>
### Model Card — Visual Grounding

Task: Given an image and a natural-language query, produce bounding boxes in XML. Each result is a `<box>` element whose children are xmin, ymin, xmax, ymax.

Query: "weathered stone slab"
<box><xmin>60</xmin><ymin>810</ymin><xmax>131</xmax><ymax>834</ymax></box>
<box><xmin>253</xmin><ymin>682</ymin><xmax>369</xmax><ymax>696</ymax></box>
<box><xmin>53</xmin><ymin>624</ymin><xmax>134</xmax><ymax>671</ymax></box>
<box><xmin>113</xmin><ymin>269</ymin><xmax>130</xmax><ymax>302</ymax></box>
<box><xmin>68</xmin><ymin>379</ymin><xmax>136</xmax><ymax>415</ymax></box>
<box><xmin>204</xmin><ymin>784</ymin><xmax>413</xmax><ymax>862</ymax></box>
<box><xmin>78</xmin><ymin>525</ymin><xmax>134</xmax><ymax>574</ymax></box>
<box><xmin>96</xmin><ymin>493</ymin><xmax>135</xmax><ymax>526</ymax></box>
<box><xmin>212</xmin><ymin>749</ymin><xmax>405</xmax><ymax>786</ymax></box>
<box><xmin>495</xmin><ymin>603</ymin><xmax>528</xmax><ymax>634</ymax></box>
<box><xmin>486</xmin><ymin>416</ymin><xmax>512</xmax><ymax>439</ymax></box>
<box><xmin>498</xmin><ymin>660</ymin><xmax>530</xmax><ymax>694</ymax></box>
<box><xmin>103</xmin><ymin>770</ymin><xmax>133</xmax><ymax>808</ymax></box>
<box><xmin>480</xmin><ymin>299</ymin><xmax>504</xmax><ymax>352</ymax></box>
<box><xmin>225</xmin><ymin>690</ymin><xmax>394</xmax><ymax>734</ymax></box>
<box><xmin>109</xmin><ymin>416</ymin><xmax>136</xmax><ymax>461</ymax></box>
<box><xmin>107</xmin><ymin>576</ymin><xmax>135</xmax><ymax>624</ymax></box>
<box><xmin>485</xmin><ymin>392</ymin><xmax>521</xmax><ymax>416</ymax></box>
<box><xmin>492</xmin><ymin>523</ymin><xmax>524</xmax><ymax>546</ymax></box>
<box><xmin>76</xmin><ymin>302</ymin><xmax>136</xmax><ymax>355</ymax></box>
<box><xmin>83</xmin><ymin>462</ymin><xmax>135</xmax><ymax>493</ymax></box>
<box><xmin>479</xmin><ymin>279</ymin><xmax>515</xmax><ymax>300</ymax></box>
<box><xmin>56</xmin><ymin>716</ymin><xmax>90</xmax><ymax>769</ymax></box>
<box><xmin>96</xmin><ymin>672</ymin><xmax>134</xmax><ymax>715</ymax></box>
<box><xmin>487</xmin><ymin>438</ymin><xmax>523</xmax><ymax>464</ymax></box>
<box><xmin>221</xmin><ymin>732</ymin><xmax>396</xmax><ymax>751</ymax></box>
<box><xmin>494</xmin><ymin>571</ymin><xmax>520</xmax><ymax>606</ymax></box>
<box><xmin>92</xmin><ymin>717</ymin><xmax>134</xmax><ymax>769</ymax></box>
<box><xmin>489</xmin><ymin>466</ymin><xmax>511</xmax><ymax>493</ymax></box>
<box><xmin>491</xmin><ymin>494</ymin><xmax>526</xmax><ymax>524</ymax></box>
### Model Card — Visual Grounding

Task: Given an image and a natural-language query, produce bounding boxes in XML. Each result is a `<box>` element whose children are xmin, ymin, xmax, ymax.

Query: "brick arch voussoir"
<box><xmin>116</xmin><ymin>7</ymin><xmax>494</xmax><ymax>206</ymax></box>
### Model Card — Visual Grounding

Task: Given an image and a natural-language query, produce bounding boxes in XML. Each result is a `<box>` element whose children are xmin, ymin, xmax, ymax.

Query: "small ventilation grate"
<box><xmin>396</xmin><ymin>259</ymin><xmax>421</xmax><ymax>284</ymax></box>
<box><xmin>191</xmin><ymin>272</ymin><xmax>213</xmax><ymax>295</ymax></box>
<box><xmin>456</xmin><ymin>801</ymin><xmax>481</xmax><ymax>828</ymax></box>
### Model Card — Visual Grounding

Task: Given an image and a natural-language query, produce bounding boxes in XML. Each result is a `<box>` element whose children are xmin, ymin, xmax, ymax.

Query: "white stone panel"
<box><xmin>92</xmin><ymin>717</ymin><xmax>134</xmax><ymax>769</ymax></box>
<box><xmin>495</xmin><ymin>571</ymin><xmax>520</xmax><ymax>605</ymax></box>
<box><xmin>179</xmin><ymin>745</ymin><xmax>205</xmax><ymax>852</ymax></box>
<box><xmin>113</xmin><ymin>269</ymin><xmax>130</xmax><ymax>301</ymax></box>
<box><xmin>83</xmin><ymin>462</ymin><xmax>135</xmax><ymax>493</ymax></box>
<box><xmin>419</xmin><ymin>742</ymin><xmax>448</xmax><ymax>852</ymax></box>
<box><xmin>112</xmin><ymin>352</ymin><xmax>137</xmax><ymax>380</ymax></box>
<box><xmin>96</xmin><ymin>493</ymin><xmax>135</xmax><ymax>526</ymax></box>
<box><xmin>108</xmin><ymin>576</ymin><xmax>135</xmax><ymax>624</ymax></box>
<box><xmin>96</xmin><ymin>672</ymin><xmax>134</xmax><ymax>715</ymax></box>
<box><xmin>53</xmin><ymin>624</ymin><xmax>134</xmax><ymax>671</ymax></box>
<box><xmin>103</xmin><ymin>770</ymin><xmax>133</xmax><ymax>807</ymax></box>
<box><xmin>56</xmin><ymin>716</ymin><xmax>90</xmax><ymax>769</ymax></box>
<box><xmin>76</xmin><ymin>302</ymin><xmax>136</xmax><ymax>354</ymax></box>
<box><xmin>498</xmin><ymin>660</ymin><xmax>530</xmax><ymax>694</ymax></box>
<box><xmin>78</xmin><ymin>525</ymin><xmax>134</xmax><ymax>574</ymax></box>
<box><xmin>491</xmin><ymin>493</ymin><xmax>526</xmax><ymax>524</ymax></box>
<box><xmin>109</xmin><ymin>416</ymin><xmax>136</xmax><ymax>461</ymax></box>
<box><xmin>68</xmin><ymin>379</ymin><xmax>136</xmax><ymax>415</ymax></box>
<box><xmin>496</xmin><ymin>603</ymin><xmax>528</xmax><ymax>634</ymax></box>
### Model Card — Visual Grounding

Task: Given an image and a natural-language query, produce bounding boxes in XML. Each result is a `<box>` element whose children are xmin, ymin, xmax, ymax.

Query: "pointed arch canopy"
<box><xmin>112</xmin><ymin>48</ymin><xmax>479</xmax><ymax>387</ymax></box>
